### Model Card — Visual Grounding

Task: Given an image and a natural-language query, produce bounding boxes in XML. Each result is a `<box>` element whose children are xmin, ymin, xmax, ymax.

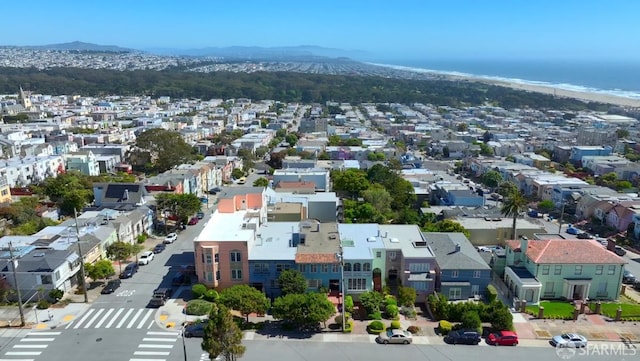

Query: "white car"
<box><xmin>551</xmin><ymin>333</ymin><xmax>588</xmax><ymax>348</ymax></box>
<box><xmin>138</xmin><ymin>251</ymin><xmax>154</xmax><ymax>265</ymax></box>
<box><xmin>164</xmin><ymin>233</ymin><xmax>178</xmax><ymax>244</ymax></box>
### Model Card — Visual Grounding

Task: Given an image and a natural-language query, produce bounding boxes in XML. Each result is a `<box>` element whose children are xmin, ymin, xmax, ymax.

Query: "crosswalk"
<box><xmin>65</xmin><ymin>308</ymin><xmax>156</xmax><ymax>330</ymax></box>
<box><xmin>0</xmin><ymin>331</ymin><xmax>60</xmax><ymax>361</ymax></box>
<box><xmin>130</xmin><ymin>330</ymin><xmax>180</xmax><ymax>361</ymax></box>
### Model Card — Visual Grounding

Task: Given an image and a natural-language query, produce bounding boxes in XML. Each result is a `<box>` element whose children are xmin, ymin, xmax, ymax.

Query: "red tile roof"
<box><xmin>506</xmin><ymin>239</ymin><xmax>626</xmax><ymax>264</ymax></box>
<box><xmin>295</xmin><ymin>253</ymin><xmax>338</xmax><ymax>264</ymax></box>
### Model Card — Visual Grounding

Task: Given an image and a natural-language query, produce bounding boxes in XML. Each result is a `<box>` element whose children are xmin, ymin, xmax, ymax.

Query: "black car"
<box><xmin>209</xmin><ymin>187</ymin><xmax>221</xmax><ymax>195</ymax></box>
<box><xmin>623</xmin><ymin>270</ymin><xmax>636</xmax><ymax>284</ymax></box>
<box><xmin>633</xmin><ymin>280</ymin><xmax>640</xmax><ymax>290</ymax></box>
<box><xmin>444</xmin><ymin>330</ymin><xmax>482</xmax><ymax>345</ymax></box>
<box><xmin>101</xmin><ymin>279</ymin><xmax>121</xmax><ymax>294</ymax></box>
<box><xmin>184</xmin><ymin>322</ymin><xmax>206</xmax><ymax>337</ymax></box>
<box><xmin>119</xmin><ymin>263</ymin><xmax>138</xmax><ymax>279</ymax></box>
<box><xmin>576</xmin><ymin>232</ymin><xmax>593</xmax><ymax>239</ymax></box>
<box><xmin>153</xmin><ymin>243</ymin><xmax>166</xmax><ymax>254</ymax></box>
<box><xmin>148</xmin><ymin>288</ymin><xmax>173</xmax><ymax>308</ymax></box>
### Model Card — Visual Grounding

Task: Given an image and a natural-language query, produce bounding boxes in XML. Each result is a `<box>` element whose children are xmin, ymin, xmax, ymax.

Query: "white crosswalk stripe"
<box><xmin>129</xmin><ymin>331</ymin><xmax>180</xmax><ymax>361</ymax></box>
<box><xmin>1</xmin><ymin>331</ymin><xmax>61</xmax><ymax>360</ymax></box>
<box><xmin>67</xmin><ymin>308</ymin><xmax>159</xmax><ymax>329</ymax></box>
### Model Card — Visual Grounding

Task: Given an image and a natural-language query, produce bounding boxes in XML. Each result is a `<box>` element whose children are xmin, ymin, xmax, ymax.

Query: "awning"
<box><xmin>66</xmin><ymin>253</ymin><xmax>80</xmax><ymax>264</ymax></box>
<box><xmin>441</xmin><ymin>281</ymin><xmax>471</xmax><ymax>287</ymax></box>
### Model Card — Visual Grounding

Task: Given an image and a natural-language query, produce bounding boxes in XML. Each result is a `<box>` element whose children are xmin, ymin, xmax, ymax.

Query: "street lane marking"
<box><xmin>73</xmin><ymin>309</ymin><xmax>95</xmax><ymax>329</ymax></box>
<box><xmin>94</xmin><ymin>308</ymin><xmax>114</xmax><ymax>328</ymax></box>
<box><xmin>127</xmin><ymin>309</ymin><xmax>145</xmax><ymax>329</ymax></box>
<box><xmin>27</xmin><ymin>332</ymin><xmax>60</xmax><ymax>336</ymax></box>
<box><xmin>134</xmin><ymin>351</ymin><xmax>171</xmax><ymax>356</ymax></box>
<box><xmin>137</xmin><ymin>309</ymin><xmax>154</xmax><ymax>329</ymax></box>
<box><xmin>20</xmin><ymin>338</ymin><xmax>55</xmax><ymax>342</ymax></box>
<box><xmin>116</xmin><ymin>309</ymin><xmax>135</xmax><ymax>328</ymax></box>
<box><xmin>83</xmin><ymin>308</ymin><xmax>105</xmax><ymax>328</ymax></box>
<box><xmin>147</xmin><ymin>331</ymin><xmax>180</xmax><ymax>336</ymax></box>
<box><xmin>142</xmin><ymin>338</ymin><xmax>176</xmax><ymax>342</ymax></box>
<box><xmin>138</xmin><ymin>344</ymin><xmax>174</xmax><ymax>349</ymax></box>
<box><xmin>13</xmin><ymin>345</ymin><xmax>48</xmax><ymax>349</ymax></box>
<box><xmin>64</xmin><ymin>321</ymin><xmax>74</xmax><ymax>329</ymax></box>
<box><xmin>5</xmin><ymin>352</ymin><xmax>41</xmax><ymax>356</ymax></box>
<box><xmin>105</xmin><ymin>308</ymin><xmax>124</xmax><ymax>328</ymax></box>
<box><xmin>147</xmin><ymin>320</ymin><xmax>154</xmax><ymax>329</ymax></box>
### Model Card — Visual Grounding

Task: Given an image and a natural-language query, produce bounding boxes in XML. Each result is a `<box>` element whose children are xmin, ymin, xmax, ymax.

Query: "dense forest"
<box><xmin>0</xmin><ymin>67</ymin><xmax>609</xmax><ymax>110</ymax></box>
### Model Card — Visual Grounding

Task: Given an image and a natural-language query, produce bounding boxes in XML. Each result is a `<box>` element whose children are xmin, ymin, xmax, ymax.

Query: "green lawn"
<box><xmin>588</xmin><ymin>302</ymin><xmax>640</xmax><ymax>320</ymax></box>
<box><xmin>526</xmin><ymin>301</ymin><xmax>575</xmax><ymax>320</ymax></box>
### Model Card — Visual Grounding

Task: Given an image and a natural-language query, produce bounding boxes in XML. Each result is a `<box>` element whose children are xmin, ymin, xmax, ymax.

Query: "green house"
<box><xmin>503</xmin><ymin>237</ymin><xmax>626</xmax><ymax>305</ymax></box>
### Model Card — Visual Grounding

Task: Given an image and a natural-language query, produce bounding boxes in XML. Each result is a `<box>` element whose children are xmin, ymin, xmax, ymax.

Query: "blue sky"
<box><xmin>3</xmin><ymin>0</ymin><xmax>639</xmax><ymax>61</ymax></box>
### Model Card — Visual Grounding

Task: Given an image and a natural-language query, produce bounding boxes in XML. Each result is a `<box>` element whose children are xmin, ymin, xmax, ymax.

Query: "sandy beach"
<box><xmin>464</xmin><ymin>76</ymin><xmax>640</xmax><ymax>108</ymax></box>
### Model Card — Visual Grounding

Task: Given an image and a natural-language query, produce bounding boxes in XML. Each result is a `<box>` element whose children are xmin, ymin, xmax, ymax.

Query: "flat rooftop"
<box><xmin>195</xmin><ymin>210</ymin><xmax>255</xmax><ymax>242</ymax></box>
<box><xmin>295</xmin><ymin>221</ymin><xmax>340</xmax><ymax>264</ymax></box>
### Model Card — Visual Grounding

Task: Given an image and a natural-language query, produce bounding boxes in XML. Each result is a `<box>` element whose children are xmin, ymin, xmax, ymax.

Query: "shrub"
<box><xmin>203</xmin><ymin>289</ymin><xmax>219</xmax><ymax>302</ymax></box>
<box><xmin>385</xmin><ymin>304</ymin><xmax>399</xmax><ymax>319</ymax></box>
<box><xmin>407</xmin><ymin>325</ymin><xmax>421</xmax><ymax>335</ymax></box>
<box><xmin>367</xmin><ymin>320</ymin><xmax>385</xmax><ymax>334</ymax></box>
<box><xmin>460</xmin><ymin>310</ymin><xmax>482</xmax><ymax>333</ymax></box>
<box><xmin>390</xmin><ymin>320</ymin><xmax>402</xmax><ymax>329</ymax></box>
<box><xmin>344</xmin><ymin>295</ymin><xmax>354</xmax><ymax>313</ymax></box>
<box><xmin>398</xmin><ymin>286</ymin><xmax>417</xmax><ymax>307</ymax></box>
<box><xmin>486</xmin><ymin>285</ymin><xmax>498</xmax><ymax>303</ymax></box>
<box><xmin>36</xmin><ymin>299</ymin><xmax>50</xmax><ymax>309</ymax></box>
<box><xmin>48</xmin><ymin>289</ymin><xmax>64</xmax><ymax>302</ymax></box>
<box><xmin>185</xmin><ymin>299</ymin><xmax>213</xmax><ymax>315</ymax></box>
<box><xmin>335</xmin><ymin>313</ymin><xmax>350</xmax><ymax>325</ymax></box>
<box><xmin>401</xmin><ymin>306</ymin><xmax>417</xmax><ymax>319</ymax></box>
<box><xmin>191</xmin><ymin>284</ymin><xmax>207</xmax><ymax>299</ymax></box>
<box><xmin>438</xmin><ymin>320</ymin><xmax>453</xmax><ymax>335</ymax></box>
<box><xmin>385</xmin><ymin>295</ymin><xmax>397</xmax><ymax>307</ymax></box>
<box><xmin>343</xmin><ymin>320</ymin><xmax>354</xmax><ymax>333</ymax></box>
<box><xmin>368</xmin><ymin>311</ymin><xmax>382</xmax><ymax>320</ymax></box>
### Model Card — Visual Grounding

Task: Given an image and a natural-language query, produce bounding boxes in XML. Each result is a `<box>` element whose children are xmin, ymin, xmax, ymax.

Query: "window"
<box><xmin>376</xmin><ymin>251</ymin><xmax>382</xmax><ymax>258</ymax></box>
<box><xmin>409</xmin><ymin>263</ymin><xmax>430</xmax><ymax>273</ymax></box>
<box><xmin>597</xmin><ymin>282</ymin><xmax>607</xmax><ymax>294</ymax></box>
<box><xmin>347</xmin><ymin>278</ymin><xmax>367</xmax><ymax>290</ymax></box>
<box><xmin>595</xmin><ymin>265</ymin><xmax>603</xmax><ymax>275</ymax></box>
<box><xmin>542</xmin><ymin>265</ymin><xmax>550</xmax><ymax>275</ymax></box>
<box><xmin>276</xmin><ymin>264</ymin><xmax>287</xmax><ymax>273</ymax></box>
<box><xmin>201</xmin><ymin>253</ymin><xmax>205</xmax><ymax>263</ymax></box>
<box><xmin>554</xmin><ymin>265</ymin><xmax>562</xmax><ymax>275</ymax></box>
<box><xmin>353</xmin><ymin>263</ymin><xmax>361</xmax><ymax>272</ymax></box>
<box><xmin>574</xmin><ymin>265</ymin><xmax>582</xmax><ymax>275</ymax></box>
<box><xmin>545</xmin><ymin>282</ymin><xmax>554</xmax><ymax>293</ymax></box>
<box><xmin>40</xmin><ymin>275</ymin><xmax>52</xmax><ymax>285</ymax></box>
<box><xmin>215</xmin><ymin>271</ymin><xmax>220</xmax><ymax>280</ymax></box>
<box><xmin>230</xmin><ymin>251</ymin><xmax>241</xmax><ymax>262</ymax></box>
<box><xmin>307</xmin><ymin>279</ymin><xmax>320</xmax><ymax>288</ymax></box>
<box><xmin>206</xmin><ymin>272</ymin><xmax>213</xmax><ymax>282</ymax></box>
<box><xmin>448</xmin><ymin>288</ymin><xmax>462</xmax><ymax>300</ymax></box>
<box><xmin>321</xmin><ymin>264</ymin><xmax>329</xmax><ymax>273</ymax></box>
<box><xmin>388</xmin><ymin>251</ymin><xmax>397</xmax><ymax>260</ymax></box>
<box><xmin>344</xmin><ymin>263</ymin><xmax>352</xmax><ymax>271</ymax></box>
<box><xmin>473</xmin><ymin>270</ymin><xmax>481</xmax><ymax>278</ymax></box>
<box><xmin>410</xmin><ymin>281</ymin><xmax>428</xmax><ymax>291</ymax></box>
<box><xmin>363</xmin><ymin>263</ymin><xmax>371</xmax><ymax>272</ymax></box>
<box><xmin>54</xmin><ymin>270</ymin><xmax>60</xmax><ymax>281</ymax></box>
<box><xmin>205</xmin><ymin>254</ymin><xmax>212</xmax><ymax>264</ymax></box>
<box><xmin>269</xmin><ymin>279</ymin><xmax>278</xmax><ymax>288</ymax></box>
<box><xmin>471</xmin><ymin>285</ymin><xmax>479</xmax><ymax>296</ymax></box>
<box><xmin>299</xmin><ymin>264</ymin><xmax>307</xmax><ymax>272</ymax></box>
<box><xmin>214</xmin><ymin>253</ymin><xmax>219</xmax><ymax>263</ymax></box>
<box><xmin>254</xmin><ymin>263</ymin><xmax>269</xmax><ymax>273</ymax></box>
<box><xmin>309</xmin><ymin>264</ymin><xmax>317</xmax><ymax>273</ymax></box>
<box><xmin>607</xmin><ymin>265</ymin><xmax>616</xmax><ymax>275</ymax></box>
<box><xmin>231</xmin><ymin>269</ymin><xmax>242</xmax><ymax>280</ymax></box>
<box><xmin>331</xmin><ymin>264</ymin><xmax>339</xmax><ymax>273</ymax></box>
<box><xmin>451</xmin><ymin>270</ymin><xmax>459</xmax><ymax>278</ymax></box>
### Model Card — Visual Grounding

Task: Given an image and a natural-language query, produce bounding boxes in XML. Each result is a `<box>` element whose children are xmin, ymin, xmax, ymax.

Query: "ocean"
<box><xmin>374</xmin><ymin>59</ymin><xmax>640</xmax><ymax>100</ymax></box>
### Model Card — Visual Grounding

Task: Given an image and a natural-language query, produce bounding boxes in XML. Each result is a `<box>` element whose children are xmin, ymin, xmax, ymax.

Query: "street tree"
<box><xmin>84</xmin><ymin>259</ymin><xmax>115</xmax><ymax>284</ymax></box>
<box><xmin>482</xmin><ymin>170</ymin><xmax>503</xmax><ymax>189</ymax></box>
<box><xmin>277</xmin><ymin>269</ymin><xmax>307</xmax><ymax>295</ymax></box>
<box><xmin>537</xmin><ymin>199</ymin><xmax>554</xmax><ymax>212</ymax></box>
<box><xmin>422</xmin><ymin>219</ymin><xmax>471</xmax><ymax>238</ymax></box>
<box><xmin>220</xmin><ymin>285</ymin><xmax>270</xmax><ymax>323</ymax></box>
<box><xmin>362</xmin><ymin>184</ymin><xmax>393</xmax><ymax>218</ymax></box>
<box><xmin>331</xmin><ymin>169</ymin><xmax>370</xmax><ymax>198</ymax></box>
<box><xmin>284</xmin><ymin>133</ymin><xmax>298</xmax><ymax>147</ymax></box>
<box><xmin>134</xmin><ymin>128</ymin><xmax>197</xmax><ymax>173</ymax></box>
<box><xmin>271</xmin><ymin>292</ymin><xmax>335</xmax><ymax>329</ymax></box>
<box><xmin>231</xmin><ymin>168</ymin><xmax>245</xmax><ymax>180</ymax></box>
<box><xmin>106</xmin><ymin>241</ymin><xmax>141</xmax><ymax>273</ymax></box>
<box><xmin>252</xmin><ymin>177</ymin><xmax>269</xmax><ymax>187</ymax></box>
<box><xmin>497</xmin><ymin>181</ymin><xmax>518</xmax><ymax>197</ymax></box>
<box><xmin>155</xmin><ymin>193</ymin><xmax>202</xmax><ymax>223</ymax></box>
<box><xmin>201</xmin><ymin>303</ymin><xmax>245</xmax><ymax>361</ymax></box>
<box><xmin>501</xmin><ymin>188</ymin><xmax>528</xmax><ymax>239</ymax></box>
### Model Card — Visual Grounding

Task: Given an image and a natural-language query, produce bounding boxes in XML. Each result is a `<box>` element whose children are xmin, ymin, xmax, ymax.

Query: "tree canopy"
<box><xmin>271</xmin><ymin>292</ymin><xmax>336</xmax><ymax>329</ymax></box>
<box><xmin>85</xmin><ymin>259</ymin><xmax>115</xmax><ymax>283</ymax></box>
<box><xmin>501</xmin><ymin>185</ymin><xmax>528</xmax><ymax>239</ymax></box>
<box><xmin>202</xmin><ymin>304</ymin><xmax>245</xmax><ymax>361</ymax></box>
<box><xmin>277</xmin><ymin>269</ymin><xmax>308</xmax><ymax>295</ymax></box>
<box><xmin>155</xmin><ymin>193</ymin><xmax>202</xmax><ymax>223</ymax></box>
<box><xmin>134</xmin><ymin>128</ymin><xmax>198</xmax><ymax>173</ymax></box>
<box><xmin>219</xmin><ymin>285</ymin><xmax>270</xmax><ymax>322</ymax></box>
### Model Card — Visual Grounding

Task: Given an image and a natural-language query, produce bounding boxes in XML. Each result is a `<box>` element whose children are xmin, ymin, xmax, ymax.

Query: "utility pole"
<box><xmin>74</xmin><ymin>208</ymin><xmax>89</xmax><ymax>303</ymax></box>
<box><xmin>337</xmin><ymin>245</ymin><xmax>346</xmax><ymax>331</ymax></box>
<box><xmin>8</xmin><ymin>242</ymin><xmax>25</xmax><ymax>326</ymax></box>
<box><xmin>557</xmin><ymin>201</ymin><xmax>566</xmax><ymax>235</ymax></box>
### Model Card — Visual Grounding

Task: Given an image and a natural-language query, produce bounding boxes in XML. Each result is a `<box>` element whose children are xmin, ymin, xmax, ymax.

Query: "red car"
<box><xmin>188</xmin><ymin>217</ymin><xmax>199</xmax><ymax>225</ymax></box>
<box><xmin>487</xmin><ymin>331</ymin><xmax>518</xmax><ymax>346</ymax></box>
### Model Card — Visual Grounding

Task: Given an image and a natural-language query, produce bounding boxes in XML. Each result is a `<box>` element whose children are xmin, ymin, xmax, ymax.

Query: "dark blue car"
<box><xmin>119</xmin><ymin>263</ymin><xmax>138</xmax><ymax>279</ymax></box>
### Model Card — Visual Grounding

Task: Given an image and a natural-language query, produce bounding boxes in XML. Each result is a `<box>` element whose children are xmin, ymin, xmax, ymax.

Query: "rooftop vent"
<box><xmin>390</xmin><ymin>238</ymin><xmax>400</xmax><ymax>243</ymax></box>
<box><xmin>367</xmin><ymin>237</ymin><xmax>377</xmax><ymax>242</ymax></box>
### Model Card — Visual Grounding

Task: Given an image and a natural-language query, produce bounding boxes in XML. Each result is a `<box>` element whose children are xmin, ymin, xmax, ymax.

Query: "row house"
<box><xmin>65</xmin><ymin>150</ymin><xmax>100</xmax><ymax>176</ymax></box>
<box><xmin>0</xmin><ymin>155</ymin><xmax>64</xmax><ymax>187</ymax></box>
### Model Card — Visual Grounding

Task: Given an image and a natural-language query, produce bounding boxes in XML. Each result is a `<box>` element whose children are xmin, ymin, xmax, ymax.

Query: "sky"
<box><xmin>3</xmin><ymin>0</ymin><xmax>640</xmax><ymax>61</ymax></box>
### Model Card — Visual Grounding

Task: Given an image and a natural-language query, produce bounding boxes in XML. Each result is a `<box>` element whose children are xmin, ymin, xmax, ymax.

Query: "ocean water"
<box><xmin>375</xmin><ymin>59</ymin><xmax>640</xmax><ymax>100</ymax></box>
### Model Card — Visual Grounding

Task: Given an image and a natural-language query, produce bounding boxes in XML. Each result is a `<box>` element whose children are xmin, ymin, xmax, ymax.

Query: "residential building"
<box><xmin>65</xmin><ymin>150</ymin><xmax>100</xmax><ymax>176</ymax></box>
<box><xmin>272</xmin><ymin>168</ymin><xmax>330</xmax><ymax>192</ymax></box>
<box><xmin>454</xmin><ymin>216</ymin><xmax>546</xmax><ymax>246</ymax></box>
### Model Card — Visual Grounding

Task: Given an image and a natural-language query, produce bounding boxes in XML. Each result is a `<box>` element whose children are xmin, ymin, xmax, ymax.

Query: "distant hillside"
<box><xmin>24</xmin><ymin>41</ymin><xmax>135</xmax><ymax>53</ymax></box>
<box><xmin>147</xmin><ymin>45</ymin><xmax>369</xmax><ymax>60</ymax></box>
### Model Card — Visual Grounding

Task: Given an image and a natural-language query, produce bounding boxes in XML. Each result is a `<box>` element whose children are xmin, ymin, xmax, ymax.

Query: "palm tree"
<box><xmin>501</xmin><ymin>187</ymin><xmax>528</xmax><ymax>239</ymax></box>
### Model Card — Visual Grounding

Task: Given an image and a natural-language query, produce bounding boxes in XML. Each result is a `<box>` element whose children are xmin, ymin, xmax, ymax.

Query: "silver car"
<box><xmin>376</xmin><ymin>329</ymin><xmax>413</xmax><ymax>345</ymax></box>
<box><xmin>551</xmin><ymin>333</ymin><xmax>587</xmax><ymax>348</ymax></box>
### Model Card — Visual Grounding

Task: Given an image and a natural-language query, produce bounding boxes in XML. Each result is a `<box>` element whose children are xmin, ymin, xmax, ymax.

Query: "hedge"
<box><xmin>487</xmin><ymin>285</ymin><xmax>498</xmax><ymax>303</ymax></box>
<box><xmin>186</xmin><ymin>299</ymin><xmax>213</xmax><ymax>315</ymax></box>
<box><xmin>390</xmin><ymin>320</ymin><xmax>401</xmax><ymax>329</ymax></box>
<box><xmin>343</xmin><ymin>320</ymin><xmax>354</xmax><ymax>333</ymax></box>
<box><xmin>367</xmin><ymin>320</ymin><xmax>385</xmax><ymax>334</ymax></box>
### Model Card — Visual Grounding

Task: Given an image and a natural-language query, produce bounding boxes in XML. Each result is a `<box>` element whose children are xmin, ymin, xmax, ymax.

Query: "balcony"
<box><xmin>343</xmin><ymin>271</ymin><xmax>371</xmax><ymax>278</ymax></box>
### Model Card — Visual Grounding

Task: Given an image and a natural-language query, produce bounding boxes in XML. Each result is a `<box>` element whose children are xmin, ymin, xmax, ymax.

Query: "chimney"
<box><xmin>454</xmin><ymin>244</ymin><xmax>461</xmax><ymax>253</ymax></box>
<box><xmin>520</xmin><ymin>236</ymin><xmax>529</xmax><ymax>256</ymax></box>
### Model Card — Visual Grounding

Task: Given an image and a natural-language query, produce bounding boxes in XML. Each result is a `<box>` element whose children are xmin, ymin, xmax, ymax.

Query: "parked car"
<box><xmin>138</xmin><ymin>251</ymin><xmax>154</xmax><ymax>265</ymax></box>
<box><xmin>209</xmin><ymin>187</ymin><xmax>221</xmax><ymax>195</ymax></box>
<box><xmin>623</xmin><ymin>270</ymin><xmax>636</xmax><ymax>284</ymax></box>
<box><xmin>184</xmin><ymin>322</ymin><xmax>206</xmax><ymax>337</ymax></box>
<box><xmin>614</xmin><ymin>245</ymin><xmax>627</xmax><ymax>256</ymax></box>
<box><xmin>196</xmin><ymin>212</ymin><xmax>205</xmax><ymax>219</ymax></box>
<box><xmin>101</xmin><ymin>279</ymin><xmax>122</xmax><ymax>294</ymax></box>
<box><xmin>444</xmin><ymin>330</ymin><xmax>482</xmax><ymax>345</ymax></box>
<box><xmin>633</xmin><ymin>279</ymin><xmax>640</xmax><ymax>290</ymax></box>
<box><xmin>576</xmin><ymin>232</ymin><xmax>593</xmax><ymax>239</ymax></box>
<box><xmin>164</xmin><ymin>233</ymin><xmax>178</xmax><ymax>244</ymax></box>
<box><xmin>487</xmin><ymin>330</ymin><xmax>519</xmax><ymax>346</ymax></box>
<box><xmin>376</xmin><ymin>329</ymin><xmax>413</xmax><ymax>345</ymax></box>
<box><xmin>188</xmin><ymin>217</ymin><xmax>199</xmax><ymax>225</ymax></box>
<box><xmin>550</xmin><ymin>333</ymin><xmax>588</xmax><ymax>348</ymax></box>
<box><xmin>153</xmin><ymin>243</ymin><xmax>166</xmax><ymax>254</ymax></box>
<box><xmin>148</xmin><ymin>288</ymin><xmax>173</xmax><ymax>308</ymax></box>
<box><xmin>119</xmin><ymin>263</ymin><xmax>138</xmax><ymax>279</ymax></box>
<box><xmin>566</xmin><ymin>227</ymin><xmax>581</xmax><ymax>235</ymax></box>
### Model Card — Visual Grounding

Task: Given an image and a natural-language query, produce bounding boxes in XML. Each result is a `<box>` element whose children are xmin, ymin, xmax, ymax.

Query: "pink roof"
<box><xmin>506</xmin><ymin>239</ymin><xmax>626</xmax><ymax>264</ymax></box>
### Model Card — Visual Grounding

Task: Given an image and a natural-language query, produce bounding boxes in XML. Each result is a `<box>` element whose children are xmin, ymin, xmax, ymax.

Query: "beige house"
<box><xmin>454</xmin><ymin>217</ymin><xmax>546</xmax><ymax>246</ymax></box>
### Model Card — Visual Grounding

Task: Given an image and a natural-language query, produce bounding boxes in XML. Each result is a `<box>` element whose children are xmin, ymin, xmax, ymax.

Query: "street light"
<box><xmin>336</xmin><ymin>245</ymin><xmax>346</xmax><ymax>331</ymax></box>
